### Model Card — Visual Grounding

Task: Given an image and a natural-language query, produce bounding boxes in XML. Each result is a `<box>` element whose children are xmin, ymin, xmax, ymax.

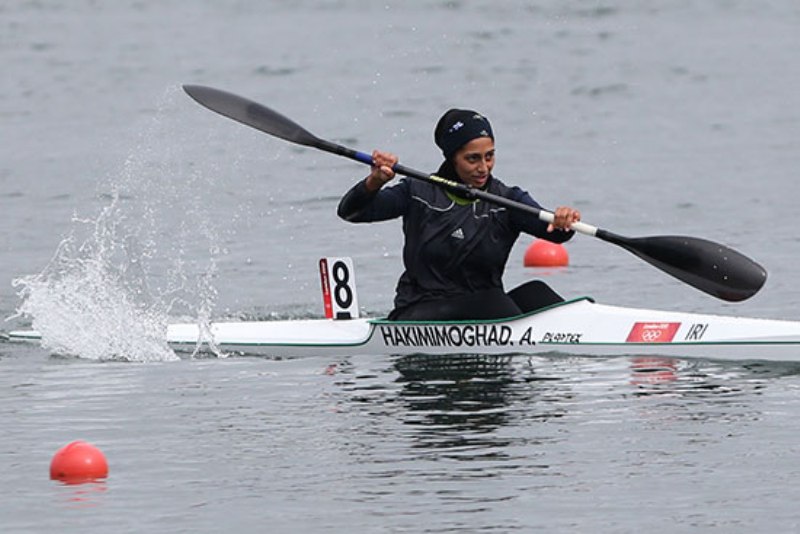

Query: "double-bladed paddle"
<box><xmin>182</xmin><ymin>84</ymin><xmax>767</xmax><ymax>302</ymax></box>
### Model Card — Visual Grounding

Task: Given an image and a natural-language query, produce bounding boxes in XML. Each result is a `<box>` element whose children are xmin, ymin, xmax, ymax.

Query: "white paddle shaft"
<box><xmin>538</xmin><ymin>210</ymin><xmax>598</xmax><ymax>237</ymax></box>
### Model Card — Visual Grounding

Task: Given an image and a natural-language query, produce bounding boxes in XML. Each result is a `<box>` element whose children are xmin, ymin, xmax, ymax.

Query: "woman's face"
<box><xmin>453</xmin><ymin>137</ymin><xmax>495</xmax><ymax>188</ymax></box>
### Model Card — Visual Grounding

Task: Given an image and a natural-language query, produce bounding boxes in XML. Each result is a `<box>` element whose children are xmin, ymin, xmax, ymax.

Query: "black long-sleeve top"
<box><xmin>337</xmin><ymin>175</ymin><xmax>573</xmax><ymax>312</ymax></box>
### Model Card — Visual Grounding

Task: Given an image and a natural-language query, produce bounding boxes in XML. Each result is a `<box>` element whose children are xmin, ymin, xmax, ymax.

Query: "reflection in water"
<box><xmin>623</xmin><ymin>355</ymin><xmax>800</xmax><ymax>427</ymax></box>
<box><xmin>629</xmin><ymin>356</ymin><xmax>679</xmax><ymax>387</ymax></box>
<box><xmin>391</xmin><ymin>354</ymin><xmax>568</xmax><ymax>461</ymax></box>
<box><xmin>326</xmin><ymin>353</ymin><xmax>570</xmax><ymax>470</ymax></box>
<box><xmin>323</xmin><ymin>351</ymin><xmax>800</xmax><ymax>527</ymax></box>
<box><xmin>395</xmin><ymin>353</ymin><xmax>514</xmax><ymax>382</ymax></box>
<box><xmin>629</xmin><ymin>356</ymin><xmax>751</xmax><ymax>399</ymax></box>
<box><xmin>332</xmin><ymin>352</ymin><xmax>800</xmax><ymax>429</ymax></box>
<box><xmin>54</xmin><ymin>479</ymin><xmax>108</xmax><ymax>508</ymax></box>
<box><xmin>329</xmin><ymin>352</ymin><xmax>800</xmax><ymax>471</ymax></box>
<box><xmin>395</xmin><ymin>354</ymin><xmax>515</xmax><ymax>441</ymax></box>
<box><xmin>626</xmin><ymin>355</ymin><xmax>800</xmax><ymax>400</ymax></box>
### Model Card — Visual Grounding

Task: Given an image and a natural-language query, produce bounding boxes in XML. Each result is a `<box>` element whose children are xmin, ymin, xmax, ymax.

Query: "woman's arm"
<box><xmin>511</xmin><ymin>189</ymin><xmax>579</xmax><ymax>243</ymax></box>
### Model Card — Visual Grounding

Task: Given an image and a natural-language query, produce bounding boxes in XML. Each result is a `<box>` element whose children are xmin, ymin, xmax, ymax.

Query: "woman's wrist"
<box><xmin>365</xmin><ymin>174</ymin><xmax>385</xmax><ymax>192</ymax></box>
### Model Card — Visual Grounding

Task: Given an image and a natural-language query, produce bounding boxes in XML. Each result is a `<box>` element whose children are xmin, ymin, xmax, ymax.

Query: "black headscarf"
<box><xmin>434</xmin><ymin>109</ymin><xmax>494</xmax><ymax>160</ymax></box>
<box><xmin>433</xmin><ymin>108</ymin><xmax>494</xmax><ymax>182</ymax></box>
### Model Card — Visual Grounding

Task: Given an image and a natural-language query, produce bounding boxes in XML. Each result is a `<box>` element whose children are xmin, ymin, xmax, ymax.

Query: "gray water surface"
<box><xmin>2</xmin><ymin>1</ymin><xmax>800</xmax><ymax>532</ymax></box>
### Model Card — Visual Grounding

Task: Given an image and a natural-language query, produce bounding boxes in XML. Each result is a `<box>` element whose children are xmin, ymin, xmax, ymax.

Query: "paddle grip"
<box><xmin>537</xmin><ymin>211</ymin><xmax>598</xmax><ymax>237</ymax></box>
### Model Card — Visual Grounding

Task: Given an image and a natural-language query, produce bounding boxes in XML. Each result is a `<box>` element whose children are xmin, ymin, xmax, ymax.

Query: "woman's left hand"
<box><xmin>548</xmin><ymin>206</ymin><xmax>581</xmax><ymax>232</ymax></box>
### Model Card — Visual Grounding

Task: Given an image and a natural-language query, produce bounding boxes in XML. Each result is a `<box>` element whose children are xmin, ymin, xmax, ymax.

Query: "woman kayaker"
<box><xmin>337</xmin><ymin>108</ymin><xmax>580</xmax><ymax>320</ymax></box>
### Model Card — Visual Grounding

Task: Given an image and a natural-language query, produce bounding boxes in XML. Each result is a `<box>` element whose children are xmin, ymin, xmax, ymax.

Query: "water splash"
<box><xmin>13</xmin><ymin>193</ymin><xmax>176</xmax><ymax>361</ymax></box>
<box><xmin>12</xmin><ymin>86</ymin><xmax>231</xmax><ymax>361</ymax></box>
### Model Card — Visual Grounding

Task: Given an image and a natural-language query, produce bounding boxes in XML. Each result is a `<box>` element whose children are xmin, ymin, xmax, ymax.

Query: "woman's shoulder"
<box><xmin>488</xmin><ymin>175</ymin><xmax>529</xmax><ymax>199</ymax></box>
<box><xmin>379</xmin><ymin>177</ymin><xmax>445</xmax><ymax>204</ymax></box>
<box><xmin>405</xmin><ymin>176</ymin><xmax>446</xmax><ymax>196</ymax></box>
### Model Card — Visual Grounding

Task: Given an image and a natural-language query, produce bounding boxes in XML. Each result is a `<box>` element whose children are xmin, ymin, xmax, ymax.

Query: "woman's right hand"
<box><xmin>365</xmin><ymin>150</ymin><xmax>398</xmax><ymax>191</ymax></box>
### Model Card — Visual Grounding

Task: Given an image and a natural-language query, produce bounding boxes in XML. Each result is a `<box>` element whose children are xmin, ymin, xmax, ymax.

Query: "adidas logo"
<box><xmin>451</xmin><ymin>228</ymin><xmax>465</xmax><ymax>240</ymax></box>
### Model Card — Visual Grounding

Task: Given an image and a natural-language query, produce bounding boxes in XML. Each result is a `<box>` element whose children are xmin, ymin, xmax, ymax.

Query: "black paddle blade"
<box><xmin>182</xmin><ymin>85</ymin><xmax>321</xmax><ymax>147</ymax></box>
<box><xmin>599</xmin><ymin>232</ymin><xmax>767</xmax><ymax>301</ymax></box>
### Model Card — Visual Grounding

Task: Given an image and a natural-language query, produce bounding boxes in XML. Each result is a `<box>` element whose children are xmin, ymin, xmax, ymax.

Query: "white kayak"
<box><xmin>9</xmin><ymin>296</ymin><xmax>800</xmax><ymax>362</ymax></box>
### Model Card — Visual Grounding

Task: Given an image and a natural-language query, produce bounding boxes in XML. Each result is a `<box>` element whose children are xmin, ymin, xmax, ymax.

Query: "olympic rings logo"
<box><xmin>641</xmin><ymin>330</ymin><xmax>663</xmax><ymax>342</ymax></box>
<box><xmin>626</xmin><ymin>322</ymin><xmax>681</xmax><ymax>343</ymax></box>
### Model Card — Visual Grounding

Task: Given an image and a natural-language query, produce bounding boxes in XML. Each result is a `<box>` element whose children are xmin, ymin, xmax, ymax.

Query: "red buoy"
<box><xmin>50</xmin><ymin>441</ymin><xmax>108</xmax><ymax>483</ymax></box>
<box><xmin>523</xmin><ymin>239</ymin><xmax>569</xmax><ymax>267</ymax></box>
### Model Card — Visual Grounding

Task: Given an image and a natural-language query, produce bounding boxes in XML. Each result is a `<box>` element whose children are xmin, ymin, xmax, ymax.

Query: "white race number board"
<box><xmin>319</xmin><ymin>257</ymin><xmax>359</xmax><ymax>319</ymax></box>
